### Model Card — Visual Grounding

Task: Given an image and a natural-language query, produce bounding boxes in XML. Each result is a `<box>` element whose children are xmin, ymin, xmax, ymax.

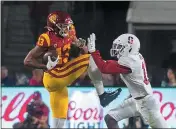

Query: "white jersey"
<box><xmin>118</xmin><ymin>53</ymin><xmax>153</xmax><ymax>98</ymax></box>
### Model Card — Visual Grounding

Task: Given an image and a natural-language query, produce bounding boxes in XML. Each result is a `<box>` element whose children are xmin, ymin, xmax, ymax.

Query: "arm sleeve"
<box><xmin>36</xmin><ymin>33</ymin><xmax>51</xmax><ymax>47</ymax></box>
<box><xmin>91</xmin><ymin>50</ymin><xmax>132</xmax><ymax>74</ymax></box>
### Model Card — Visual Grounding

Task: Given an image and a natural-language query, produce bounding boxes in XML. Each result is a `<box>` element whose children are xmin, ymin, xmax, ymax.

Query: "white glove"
<box><xmin>46</xmin><ymin>56</ymin><xmax>59</xmax><ymax>70</ymax></box>
<box><xmin>87</xmin><ymin>33</ymin><xmax>96</xmax><ymax>53</ymax></box>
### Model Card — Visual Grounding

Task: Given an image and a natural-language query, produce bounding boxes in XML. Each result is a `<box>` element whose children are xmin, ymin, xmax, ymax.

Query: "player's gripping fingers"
<box><xmin>78</xmin><ymin>38</ymin><xmax>86</xmax><ymax>47</ymax></box>
<box><xmin>88</xmin><ymin>37</ymin><xmax>93</xmax><ymax>48</ymax></box>
<box><xmin>87</xmin><ymin>37</ymin><xmax>90</xmax><ymax>44</ymax></box>
<box><xmin>48</xmin><ymin>56</ymin><xmax>52</xmax><ymax>62</ymax></box>
<box><xmin>91</xmin><ymin>33</ymin><xmax>96</xmax><ymax>41</ymax></box>
<box><xmin>78</xmin><ymin>38</ymin><xmax>86</xmax><ymax>43</ymax></box>
<box><xmin>87</xmin><ymin>36</ymin><xmax>96</xmax><ymax>53</ymax></box>
<box><xmin>87</xmin><ymin>37</ymin><xmax>91</xmax><ymax>52</ymax></box>
<box><xmin>54</xmin><ymin>56</ymin><xmax>59</xmax><ymax>63</ymax></box>
<box><xmin>90</xmin><ymin>34</ymin><xmax>95</xmax><ymax>47</ymax></box>
<box><xmin>90</xmin><ymin>34</ymin><xmax>93</xmax><ymax>42</ymax></box>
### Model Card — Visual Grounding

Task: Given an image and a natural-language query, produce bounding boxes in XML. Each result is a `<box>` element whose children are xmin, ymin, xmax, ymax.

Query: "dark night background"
<box><xmin>1</xmin><ymin>1</ymin><xmax>176</xmax><ymax>86</ymax></box>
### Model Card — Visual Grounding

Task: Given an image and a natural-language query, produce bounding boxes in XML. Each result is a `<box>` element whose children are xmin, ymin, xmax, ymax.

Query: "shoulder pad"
<box><xmin>118</xmin><ymin>56</ymin><xmax>134</xmax><ymax>69</ymax></box>
<box><xmin>36</xmin><ymin>33</ymin><xmax>51</xmax><ymax>47</ymax></box>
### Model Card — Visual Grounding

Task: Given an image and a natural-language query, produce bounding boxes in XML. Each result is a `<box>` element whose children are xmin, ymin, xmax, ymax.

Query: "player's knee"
<box><xmin>88</xmin><ymin>66</ymin><xmax>102</xmax><ymax>81</ymax></box>
<box><xmin>105</xmin><ymin>114</ymin><xmax>117</xmax><ymax>124</ymax></box>
<box><xmin>88</xmin><ymin>64</ymin><xmax>97</xmax><ymax>73</ymax></box>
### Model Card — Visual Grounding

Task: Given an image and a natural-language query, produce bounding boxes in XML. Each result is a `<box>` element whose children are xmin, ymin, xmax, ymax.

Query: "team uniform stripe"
<box><xmin>52</xmin><ymin>57</ymin><xmax>89</xmax><ymax>73</ymax></box>
<box><xmin>51</xmin><ymin>60</ymin><xmax>89</xmax><ymax>76</ymax></box>
<box><xmin>55</xmin><ymin>54</ymin><xmax>90</xmax><ymax>68</ymax></box>
<box><xmin>41</xmin><ymin>33</ymin><xmax>51</xmax><ymax>46</ymax></box>
<box><xmin>53</xmin><ymin>60</ymin><xmax>89</xmax><ymax>75</ymax></box>
<box><xmin>47</xmin><ymin>64</ymin><xmax>88</xmax><ymax>78</ymax></box>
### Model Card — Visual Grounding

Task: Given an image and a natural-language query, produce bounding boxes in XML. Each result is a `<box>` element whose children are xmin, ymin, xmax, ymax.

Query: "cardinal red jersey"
<box><xmin>36</xmin><ymin>27</ymin><xmax>76</xmax><ymax>66</ymax></box>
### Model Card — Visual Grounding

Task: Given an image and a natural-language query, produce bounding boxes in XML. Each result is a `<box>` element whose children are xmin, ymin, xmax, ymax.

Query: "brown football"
<box><xmin>43</xmin><ymin>50</ymin><xmax>58</xmax><ymax>64</ymax></box>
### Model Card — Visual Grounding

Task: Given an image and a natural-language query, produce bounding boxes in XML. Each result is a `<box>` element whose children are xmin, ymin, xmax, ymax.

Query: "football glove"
<box><xmin>87</xmin><ymin>33</ymin><xmax>96</xmax><ymax>53</ymax></box>
<box><xmin>46</xmin><ymin>56</ymin><xmax>59</xmax><ymax>70</ymax></box>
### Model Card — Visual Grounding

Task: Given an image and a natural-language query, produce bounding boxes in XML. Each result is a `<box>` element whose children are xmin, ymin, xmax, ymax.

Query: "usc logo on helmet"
<box><xmin>49</xmin><ymin>14</ymin><xmax>57</xmax><ymax>24</ymax></box>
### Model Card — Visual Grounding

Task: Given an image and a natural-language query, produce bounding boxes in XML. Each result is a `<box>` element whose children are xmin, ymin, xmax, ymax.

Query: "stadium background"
<box><xmin>1</xmin><ymin>1</ymin><xmax>176</xmax><ymax>128</ymax></box>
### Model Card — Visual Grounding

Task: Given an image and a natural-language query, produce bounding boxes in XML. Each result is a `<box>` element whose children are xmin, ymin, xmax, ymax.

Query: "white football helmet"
<box><xmin>110</xmin><ymin>33</ymin><xmax>140</xmax><ymax>59</ymax></box>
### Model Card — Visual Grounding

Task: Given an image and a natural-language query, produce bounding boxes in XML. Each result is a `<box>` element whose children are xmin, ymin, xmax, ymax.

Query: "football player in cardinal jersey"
<box><xmin>24</xmin><ymin>11</ymin><xmax>121</xmax><ymax>128</ymax></box>
<box><xmin>87</xmin><ymin>33</ymin><xmax>169</xmax><ymax>128</ymax></box>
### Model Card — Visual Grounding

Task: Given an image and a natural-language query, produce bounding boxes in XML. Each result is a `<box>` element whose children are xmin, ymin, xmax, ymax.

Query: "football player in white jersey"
<box><xmin>87</xmin><ymin>33</ymin><xmax>169</xmax><ymax>128</ymax></box>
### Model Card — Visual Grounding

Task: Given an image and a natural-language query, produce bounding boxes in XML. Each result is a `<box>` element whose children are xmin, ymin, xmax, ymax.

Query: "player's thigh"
<box><xmin>108</xmin><ymin>97</ymin><xmax>140</xmax><ymax>122</ymax></box>
<box><xmin>135</xmin><ymin>95</ymin><xmax>168</xmax><ymax>128</ymax></box>
<box><xmin>50</xmin><ymin>54</ymin><xmax>90</xmax><ymax>86</ymax></box>
<box><xmin>43</xmin><ymin>75</ymin><xmax>69</xmax><ymax>119</ymax></box>
<box><xmin>43</xmin><ymin>72</ymin><xmax>66</xmax><ymax>92</ymax></box>
<box><xmin>49</xmin><ymin>87</ymin><xmax>69</xmax><ymax>119</ymax></box>
<box><xmin>135</xmin><ymin>95</ymin><xmax>159</xmax><ymax>121</ymax></box>
<box><xmin>43</xmin><ymin>67</ymin><xmax>89</xmax><ymax>92</ymax></box>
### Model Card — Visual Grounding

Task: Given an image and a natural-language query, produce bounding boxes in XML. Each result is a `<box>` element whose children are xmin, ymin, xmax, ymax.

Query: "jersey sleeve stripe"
<box><xmin>41</xmin><ymin>33</ymin><xmax>51</xmax><ymax>46</ymax></box>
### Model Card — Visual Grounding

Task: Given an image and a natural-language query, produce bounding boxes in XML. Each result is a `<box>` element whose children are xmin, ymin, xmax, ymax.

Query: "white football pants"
<box><xmin>87</xmin><ymin>55</ymin><xmax>104</xmax><ymax>95</ymax></box>
<box><xmin>108</xmin><ymin>95</ymin><xmax>169</xmax><ymax>128</ymax></box>
<box><xmin>52</xmin><ymin>118</ymin><xmax>66</xmax><ymax>128</ymax></box>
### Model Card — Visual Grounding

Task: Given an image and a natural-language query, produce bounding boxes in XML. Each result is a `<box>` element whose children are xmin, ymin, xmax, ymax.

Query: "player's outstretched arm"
<box><xmin>24</xmin><ymin>46</ymin><xmax>47</xmax><ymax>70</ymax></box>
<box><xmin>87</xmin><ymin>33</ymin><xmax>131</xmax><ymax>74</ymax></box>
<box><xmin>91</xmin><ymin>50</ymin><xmax>131</xmax><ymax>74</ymax></box>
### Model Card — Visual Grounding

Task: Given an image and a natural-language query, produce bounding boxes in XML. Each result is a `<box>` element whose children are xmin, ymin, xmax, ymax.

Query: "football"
<box><xmin>43</xmin><ymin>50</ymin><xmax>58</xmax><ymax>64</ymax></box>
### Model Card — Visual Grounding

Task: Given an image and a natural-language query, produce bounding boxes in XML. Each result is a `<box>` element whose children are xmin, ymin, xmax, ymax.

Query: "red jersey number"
<box><xmin>142</xmin><ymin>61</ymin><xmax>149</xmax><ymax>85</ymax></box>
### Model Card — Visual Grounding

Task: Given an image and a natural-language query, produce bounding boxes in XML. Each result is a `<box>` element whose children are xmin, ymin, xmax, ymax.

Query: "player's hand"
<box><xmin>46</xmin><ymin>56</ymin><xmax>59</xmax><ymax>70</ymax></box>
<box><xmin>74</xmin><ymin>38</ymin><xmax>86</xmax><ymax>48</ymax></box>
<box><xmin>87</xmin><ymin>33</ymin><xmax>96</xmax><ymax>53</ymax></box>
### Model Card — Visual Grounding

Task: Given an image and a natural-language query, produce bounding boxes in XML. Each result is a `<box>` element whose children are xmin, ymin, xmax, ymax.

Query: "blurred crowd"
<box><xmin>1</xmin><ymin>66</ymin><xmax>43</xmax><ymax>86</ymax></box>
<box><xmin>1</xmin><ymin>65</ymin><xmax>176</xmax><ymax>87</ymax></box>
